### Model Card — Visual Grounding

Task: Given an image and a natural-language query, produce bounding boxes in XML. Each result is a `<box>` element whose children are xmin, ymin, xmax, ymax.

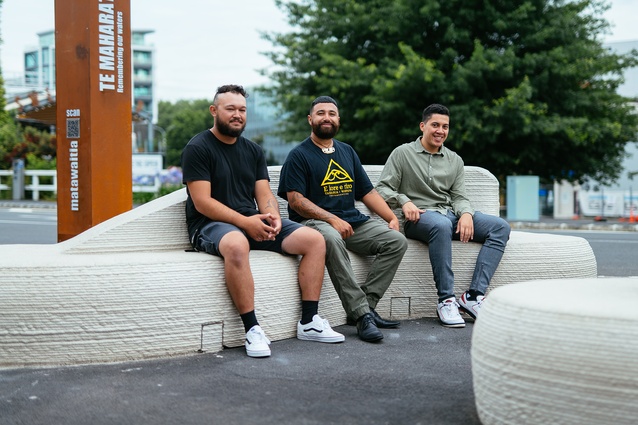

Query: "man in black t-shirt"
<box><xmin>278</xmin><ymin>96</ymin><xmax>408</xmax><ymax>343</ymax></box>
<box><xmin>181</xmin><ymin>85</ymin><xmax>344</xmax><ymax>358</ymax></box>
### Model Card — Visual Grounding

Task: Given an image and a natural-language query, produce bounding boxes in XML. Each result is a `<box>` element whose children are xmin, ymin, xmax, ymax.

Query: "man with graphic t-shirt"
<box><xmin>278</xmin><ymin>96</ymin><xmax>408</xmax><ymax>343</ymax></box>
<box><xmin>181</xmin><ymin>85</ymin><xmax>344</xmax><ymax>358</ymax></box>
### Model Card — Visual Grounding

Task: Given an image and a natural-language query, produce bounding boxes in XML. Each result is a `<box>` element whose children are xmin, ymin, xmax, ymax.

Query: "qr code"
<box><xmin>66</xmin><ymin>118</ymin><xmax>80</xmax><ymax>138</ymax></box>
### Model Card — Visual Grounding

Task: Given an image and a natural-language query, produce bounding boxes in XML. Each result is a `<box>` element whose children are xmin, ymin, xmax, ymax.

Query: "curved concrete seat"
<box><xmin>0</xmin><ymin>166</ymin><xmax>597</xmax><ymax>368</ymax></box>
<box><xmin>376</xmin><ymin>231</ymin><xmax>597</xmax><ymax>319</ymax></box>
<box><xmin>472</xmin><ymin>277</ymin><xmax>638</xmax><ymax>425</ymax></box>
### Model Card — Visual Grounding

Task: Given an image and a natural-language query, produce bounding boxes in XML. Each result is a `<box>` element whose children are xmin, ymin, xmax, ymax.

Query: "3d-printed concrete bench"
<box><xmin>472</xmin><ymin>277</ymin><xmax>638</xmax><ymax>425</ymax></box>
<box><xmin>0</xmin><ymin>165</ymin><xmax>597</xmax><ymax>367</ymax></box>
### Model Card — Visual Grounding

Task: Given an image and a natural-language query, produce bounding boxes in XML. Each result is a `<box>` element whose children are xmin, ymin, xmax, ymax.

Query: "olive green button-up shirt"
<box><xmin>376</xmin><ymin>137</ymin><xmax>474</xmax><ymax>217</ymax></box>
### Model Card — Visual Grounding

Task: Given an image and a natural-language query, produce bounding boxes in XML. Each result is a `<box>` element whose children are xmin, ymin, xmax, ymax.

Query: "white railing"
<box><xmin>0</xmin><ymin>169</ymin><xmax>178</xmax><ymax>200</ymax></box>
<box><xmin>25</xmin><ymin>170</ymin><xmax>57</xmax><ymax>201</ymax></box>
<box><xmin>0</xmin><ymin>170</ymin><xmax>10</xmax><ymax>192</ymax></box>
<box><xmin>0</xmin><ymin>169</ymin><xmax>58</xmax><ymax>201</ymax></box>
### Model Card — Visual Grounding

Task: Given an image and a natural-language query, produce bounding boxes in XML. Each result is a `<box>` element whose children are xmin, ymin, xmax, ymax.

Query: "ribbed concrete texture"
<box><xmin>472</xmin><ymin>277</ymin><xmax>638</xmax><ymax>425</ymax></box>
<box><xmin>0</xmin><ymin>166</ymin><xmax>597</xmax><ymax>368</ymax></box>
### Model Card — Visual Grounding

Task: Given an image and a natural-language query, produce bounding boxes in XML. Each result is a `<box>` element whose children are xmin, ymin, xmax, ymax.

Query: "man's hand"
<box><xmin>388</xmin><ymin>217</ymin><xmax>400</xmax><ymax>231</ymax></box>
<box><xmin>456</xmin><ymin>212</ymin><xmax>474</xmax><ymax>243</ymax></box>
<box><xmin>328</xmin><ymin>216</ymin><xmax>355</xmax><ymax>239</ymax></box>
<box><xmin>242</xmin><ymin>213</ymin><xmax>278</xmax><ymax>242</ymax></box>
<box><xmin>402</xmin><ymin>201</ymin><xmax>425</xmax><ymax>222</ymax></box>
<box><xmin>264</xmin><ymin>215</ymin><xmax>282</xmax><ymax>237</ymax></box>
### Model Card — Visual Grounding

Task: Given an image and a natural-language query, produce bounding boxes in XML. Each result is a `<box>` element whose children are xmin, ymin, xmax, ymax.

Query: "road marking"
<box><xmin>0</xmin><ymin>220</ymin><xmax>56</xmax><ymax>226</ymax></box>
<box><xmin>589</xmin><ymin>239</ymin><xmax>638</xmax><ymax>244</ymax></box>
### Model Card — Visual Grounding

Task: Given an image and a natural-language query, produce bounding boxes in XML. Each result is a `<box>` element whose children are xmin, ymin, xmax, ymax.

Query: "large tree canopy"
<box><xmin>262</xmin><ymin>0</ymin><xmax>638</xmax><ymax>184</ymax></box>
<box><xmin>157</xmin><ymin>99</ymin><xmax>214</xmax><ymax>167</ymax></box>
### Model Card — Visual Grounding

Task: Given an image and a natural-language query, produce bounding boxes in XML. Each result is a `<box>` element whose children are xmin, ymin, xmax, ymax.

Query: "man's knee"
<box><xmin>319</xmin><ymin>227</ymin><xmax>344</xmax><ymax>247</ymax></box>
<box><xmin>480</xmin><ymin>216</ymin><xmax>510</xmax><ymax>249</ymax></box>
<box><xmin>486</xmin><ymin>216</ymin><xmax>510</xmax><ymax>240</ymax></box>
<box><xmin>220</xmin><ymin>232</ymin><xmax>250</xmax><ymax>263</ymax></box>
<box><xmin>293</xmin><ymin>227</ymin><xmax>326</xmax><ymax>256</ymax></box>
<box><xmin>495</xmin><ymin>219</ymin><xmax>511</xmax><ymax>243</ymax></box>
<box><xmin>430</xmin><ymin>219</ymin><xmax>454</xmax><ymax>238</ymax></box>
<box><xmin>405</xmin><ymin>216</ymin><xmax>452</xmax><ymax>242</ymax></box>
<box><xmin>388</xmin><ymin>231</ymin><xmax>408</xmax><ymax>254</ymax></box>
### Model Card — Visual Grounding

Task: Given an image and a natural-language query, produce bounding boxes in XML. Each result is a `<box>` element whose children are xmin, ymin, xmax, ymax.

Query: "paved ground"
<box><xmin>0</xmin><ymin>319</ymin><xmax>479</xmax><ymax>425</ymax></box>
<box><xmin>1</xmin><ymin>199</ymin><xmax>634</xmax><ymax>424</ymax></box>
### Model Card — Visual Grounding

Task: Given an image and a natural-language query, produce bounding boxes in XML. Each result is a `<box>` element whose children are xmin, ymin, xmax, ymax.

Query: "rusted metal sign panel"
<box><xmin>56</xmin><ymin>0</ymin><xmax>132</xmax><ymax>241</ymax></box>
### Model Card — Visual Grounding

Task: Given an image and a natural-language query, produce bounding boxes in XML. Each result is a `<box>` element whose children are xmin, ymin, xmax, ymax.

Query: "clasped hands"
<box><xmin>245</xmin><ymin>213</ymin><xmax>281</xmax><ymax>242</ymax></box>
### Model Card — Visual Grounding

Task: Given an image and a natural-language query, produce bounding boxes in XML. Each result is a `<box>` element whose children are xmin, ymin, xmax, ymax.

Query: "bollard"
<box><xmin>12</xmin><ymin>159</ymin><xmax>25</xmax><ymax>201</ymax></box>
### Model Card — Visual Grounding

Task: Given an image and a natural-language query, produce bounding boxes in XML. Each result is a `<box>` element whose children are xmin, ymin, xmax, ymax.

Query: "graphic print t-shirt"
<box><xmin>278</xmin><ymin>137</ymin><xmax>372</xmax><ymax>225</ymax></box>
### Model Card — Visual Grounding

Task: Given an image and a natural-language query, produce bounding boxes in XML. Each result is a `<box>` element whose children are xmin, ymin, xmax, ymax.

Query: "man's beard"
<box><xmin>312</xmin><ymin>121</ymin><xmax>339</xmax><ymax>139</ymax></box>
<box><xmin>216</xmin><ymin>118</ymin><xmax>246</xmax><ymax>138</ymax></box>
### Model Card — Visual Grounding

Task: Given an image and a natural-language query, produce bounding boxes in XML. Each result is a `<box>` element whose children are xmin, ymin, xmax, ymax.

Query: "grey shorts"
<box><xmin>193</xmin><ymin>218</ymin><xmax>303</xmax><ymax>257</ymax></box>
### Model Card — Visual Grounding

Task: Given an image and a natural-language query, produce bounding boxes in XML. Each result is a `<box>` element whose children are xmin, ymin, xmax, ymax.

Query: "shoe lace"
<box><xmin>306</xmin><ymin>317</ymin><xmax>327</xmax><ymax>332</ymax></box>
<box><xmin>442</xmin><ymin>300</ymin><xmax>459</xmax><ymax>315</ymax></box>
<box><xmin>321</xmin><ymin>317</ymin><xmax>332</xmax><ymax>330</ymax></box>
<box><xmin>362</xmin><ymin>313</ymin><xmax>375</xmax><ymax>326</ymax></box>
<box><xmin>475</xmin><ymin>296</ymin><xmax>485</xmax><ymax>309</ymax></box>
<box><xmin>249</xmin><ymin>328</ymin><xmax>270</xmax><ymax>344</ymax></box>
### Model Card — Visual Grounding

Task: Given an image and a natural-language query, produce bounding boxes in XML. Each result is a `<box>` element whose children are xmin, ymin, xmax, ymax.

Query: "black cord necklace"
<box><xmin>311</xmin><ymin>136</ymin><xmax>335</xmax><ymax>154</ymax></box>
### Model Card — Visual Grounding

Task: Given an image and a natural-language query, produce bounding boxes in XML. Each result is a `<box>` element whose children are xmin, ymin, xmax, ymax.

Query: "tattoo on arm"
<box><xmin>289</xmin><ymin>192</ymin><xmax>334</xmax><ymax>221</ymax></box>
<box><xmin>263</xmin><ymin>196</ymin><xmax>280</xmax><ymax>215</ymax></box>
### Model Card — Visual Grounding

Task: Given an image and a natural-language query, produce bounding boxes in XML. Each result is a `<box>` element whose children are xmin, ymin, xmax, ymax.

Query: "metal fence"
<box><xmin>0</xmin><ymin>168</ymin><xmax>182</xmax><ymax>200</ymax></box>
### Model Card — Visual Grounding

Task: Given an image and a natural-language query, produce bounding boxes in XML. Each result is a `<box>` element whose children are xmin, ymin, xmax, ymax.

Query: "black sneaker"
<box><xmin>356</xmin><ymin>313</ymin><xmax>384</xmax><ymax>342</ymax></box>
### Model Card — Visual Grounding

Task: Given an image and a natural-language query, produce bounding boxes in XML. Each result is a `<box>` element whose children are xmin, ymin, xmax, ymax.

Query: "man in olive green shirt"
<box><xmin>376</xmin><ymin>104</ymin><xmax>510</xmax><ymax>328</ymax></box>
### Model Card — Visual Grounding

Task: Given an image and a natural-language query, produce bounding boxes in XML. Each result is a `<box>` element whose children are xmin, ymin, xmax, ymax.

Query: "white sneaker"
<box><xmin>459</xmin><ymin>291</ymin><xmax>485</xmax><ymax>320</ymax></box>
<box><xmin>437</xmin><ymin>297</ymin><xmax>466</xmax><ymax>328</ymax></box>
<box><xmin>245</xmin><ymin>325</ymin><xmax>271</xmax><ymax>358</ymax></box>
<box><xmin>297</xmin><ymin>314</ymin><xmax>345</xmax><ymax>343</ymax></box>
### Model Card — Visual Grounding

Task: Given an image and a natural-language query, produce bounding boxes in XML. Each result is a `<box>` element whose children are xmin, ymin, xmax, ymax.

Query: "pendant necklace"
<box><xmin>312</xmin><ymin>136</ymin><xmax>335</xmax><ymax>154</ymax></box>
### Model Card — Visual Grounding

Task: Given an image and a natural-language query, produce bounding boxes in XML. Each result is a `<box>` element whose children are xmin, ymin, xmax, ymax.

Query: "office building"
<box><xmin>6</xmin><ymin>29</ymin><xmax>159</xmax><ymax>153</ymax></box>
<box><xmin>244</xmin><ymin>89</ymin><xmax>297</xmax><ymax>165</ymax></box>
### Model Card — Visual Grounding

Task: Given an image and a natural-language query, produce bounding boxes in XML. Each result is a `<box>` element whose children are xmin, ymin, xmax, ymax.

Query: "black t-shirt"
<box><xmin>277</xmin><ymin>137</ymin><xmax>372</xmax><ymax>225</ymax></box>
<box><xmin>181</xmin><ymin>129</ymin><xmax>269</xmax><ymax>236</ymax></box>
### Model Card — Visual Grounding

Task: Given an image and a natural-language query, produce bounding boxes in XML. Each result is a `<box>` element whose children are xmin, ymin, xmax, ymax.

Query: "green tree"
<box><xmin>0</xmin><ymin>120</ymin><xmax>20</xmax><ymax>170</ymax></box>
<box><xmin>157</xmin><ymin>99</ymin><xmax>214</xmax><ymax>167</ymax></box>
<box><xmin>1</xmin><ymin>125</ymin><xmax>56</xmax><ymax>169</ymax></box>
<box><xmin>263</xmin><ymin>0</ymin><xmax>638</xmax><ymax>184</ymax></box>
<box><xmin>0</xmin><ymin>0</ymin><xmax>14</xmax><ymax>169</ymax></box>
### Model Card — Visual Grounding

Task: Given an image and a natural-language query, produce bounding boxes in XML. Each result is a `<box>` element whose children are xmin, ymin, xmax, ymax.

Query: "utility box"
<box><xmin>553</xmin><ymin>180</ymin><xmax>577</xmax><ymax>219</ymax></box>
<box><xmin>507</xmin><ymin>176</ymin><xmax>539</xmax><ymax>221</ymax></box>
<box><xmin>12</xmin><ymin>158</ymin><xmax>25</xmax><ymax>201</ymax></box>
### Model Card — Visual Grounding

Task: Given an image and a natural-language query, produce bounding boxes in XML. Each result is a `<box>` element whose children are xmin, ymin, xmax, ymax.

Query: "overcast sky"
<box><xmin>1</xmin><ymin>0</ymin><xmax>637</xmax><ymax>102</ymax></box>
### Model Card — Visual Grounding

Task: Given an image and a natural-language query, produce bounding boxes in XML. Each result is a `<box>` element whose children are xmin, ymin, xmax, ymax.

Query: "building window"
<box><xmin>134</xmin><ymin>86</ymin><xmax>152</xmax><ymax>97</ymax></box>
<box><xmin>25</xmin><ymin>52</ymin><xmax>38</xmax><ymax>70</ymax></box>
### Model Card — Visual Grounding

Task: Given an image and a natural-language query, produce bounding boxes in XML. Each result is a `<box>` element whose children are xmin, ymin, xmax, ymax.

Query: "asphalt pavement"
<box><xmin>1</xmin><ymin>319</ymin><xmax>479</xmax><ymax>425</ymax></box>
<box><xmin>1</xmin><ymin>199</ymin><xmax>636</xmax><ymax>425</ymax></box>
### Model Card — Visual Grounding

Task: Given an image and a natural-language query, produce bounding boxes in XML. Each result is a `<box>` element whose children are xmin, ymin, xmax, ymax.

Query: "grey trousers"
<box><xmin>404</xmin><ymin>210</ymin><xmax>511</xmax><ymax>301</ymax></box>
<box><xmin>303</xmin><ymin>218</ymin><xmax>408</xmax><ymax>321</ymax></box>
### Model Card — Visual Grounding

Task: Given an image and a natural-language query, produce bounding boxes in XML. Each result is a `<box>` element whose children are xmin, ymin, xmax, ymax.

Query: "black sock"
<box><xmin>240</xmin><ymin>310</ymin><xmax>259</xmax><ymax>333</ymax></box>
<box><xmin>467</xmin><ymin>290</ymin><xmax>484</xmax><ymax>301</ymax></box>
<box><xmin>300</xmin><ymin>300</ymin><xmax>319</xmax><ymax>325</ymax></box>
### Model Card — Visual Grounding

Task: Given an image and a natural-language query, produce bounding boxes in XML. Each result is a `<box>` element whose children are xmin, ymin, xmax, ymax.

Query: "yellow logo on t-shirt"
<box><xmin>321</xmin><ymin>159</ymin><xmax>353</xmax><ymax>196</ymax></box>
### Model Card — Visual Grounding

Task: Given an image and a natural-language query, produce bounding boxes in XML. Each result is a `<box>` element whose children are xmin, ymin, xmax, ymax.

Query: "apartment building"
<box><xmin>7</xmin><ymin>29</ymin><xmax>159</xmax><ymax>153</ymax></box>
